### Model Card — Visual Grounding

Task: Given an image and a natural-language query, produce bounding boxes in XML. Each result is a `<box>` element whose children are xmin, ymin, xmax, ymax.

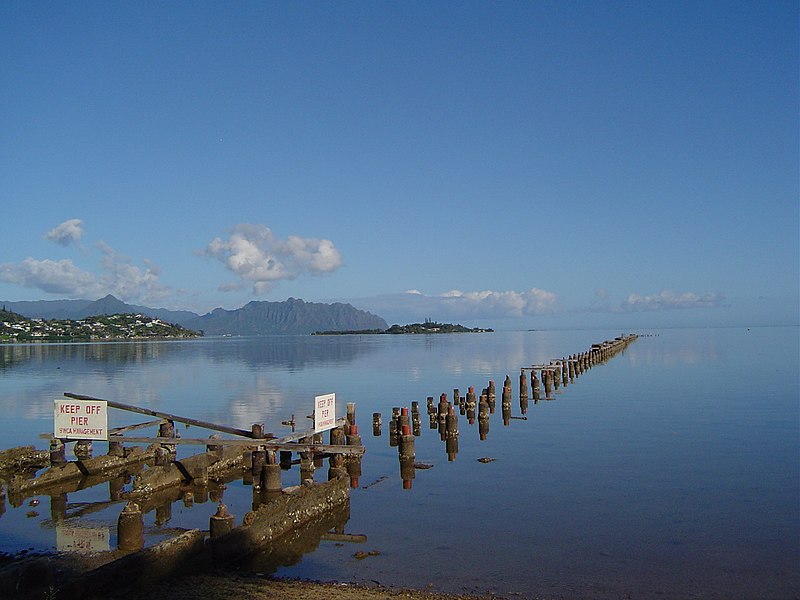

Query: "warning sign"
<box><xmin>314</xmin><ymin>393</ymin><xmax>336</xmax><ymax>433</ymax></box>
<box><xmin>54</xmin><ymin>399</ymin><xmax>108</xmax><ymax>440</ymax></box>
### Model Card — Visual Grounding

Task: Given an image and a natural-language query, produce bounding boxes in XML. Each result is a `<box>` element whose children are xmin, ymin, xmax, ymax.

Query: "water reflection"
<box><xmin>0</xmin><ymin>335</ymin><xmax>381</xmax><ymax>373</ymax></box>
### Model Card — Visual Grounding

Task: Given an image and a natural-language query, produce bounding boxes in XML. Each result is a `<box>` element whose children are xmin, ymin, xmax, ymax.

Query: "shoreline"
<box><xmin>119</xmin><ymin>573</ymin><xmax>505</xmax><ymax>600</ymax></box>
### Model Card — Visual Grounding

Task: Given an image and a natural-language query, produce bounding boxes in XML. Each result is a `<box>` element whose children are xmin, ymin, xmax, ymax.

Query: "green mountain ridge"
<box><xmin>1</xmin><ymin>296</ymin><xmax>388</xmax><ymax>336</ymax></box>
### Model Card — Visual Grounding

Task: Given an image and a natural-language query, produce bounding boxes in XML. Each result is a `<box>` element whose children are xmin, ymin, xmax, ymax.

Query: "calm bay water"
<box><xmin>0</xmin><ymin>327</ymin><xmax>797</xmax><ymax>599</ymax></box>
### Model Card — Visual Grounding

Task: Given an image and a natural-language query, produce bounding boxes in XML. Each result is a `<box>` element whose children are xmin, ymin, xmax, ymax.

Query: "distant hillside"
<box><xmin>184</xmin><ymin>298</ymin><xmax>388</xmax><ymax>335</ymax></box>
<box><xmin>2</xmin><ymin>296</ymin><xmax>388</xmax><ymax>336</ymax></box>
<box><xmin>1</xmin><ymin>295</ymin><xmax>199</xmax><ymax>325</ymax></box>
<box><xmin>0</xmin><ymin>308</ymin><xmax>201</xmax><ymax>342</ymax></box>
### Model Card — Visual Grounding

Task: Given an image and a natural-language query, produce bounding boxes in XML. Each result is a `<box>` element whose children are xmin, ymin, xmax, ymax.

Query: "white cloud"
<box><xmin>204</xmin><ymin>224</ymin><xmax>343</xmax><ymax>294</ymax></box>
<box><xmin>0</xmin><ymin>229</ymin><xmax>172</xmax><ymax>303</ymax></box>
<box><xmin>439</xmin><ymin>288</ymin><xmax>557</xmax><ymax>317</ymax></box>
<box><xmin>96</xmin><ymin>242</ymin><xmax>172</xmax><ymax>303</ymax></box>
<box><xmin>620</xmin><ymin>290</ymin><xmax>723</xmax><ymax>311</ymax></box>
<box><xmin>355</xmin><ymin>288</ymin><xmax>559</xmax><ymax>322</ymax></box>
<box><xmin>45</xmin><ymin>219</ymin><xmax>84</xmax><ymax>246</ymax></box>
<box><xmin>0</xmin><ymin>258</ymin><xmax>99</xmax><ymax>295</ymax></box>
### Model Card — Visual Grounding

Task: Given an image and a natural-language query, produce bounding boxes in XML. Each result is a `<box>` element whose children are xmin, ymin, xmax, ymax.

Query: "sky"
<box><xmin>1</xmin><ymin>1</ymin><xmax>798</xmax><ymax>330</ymax></box>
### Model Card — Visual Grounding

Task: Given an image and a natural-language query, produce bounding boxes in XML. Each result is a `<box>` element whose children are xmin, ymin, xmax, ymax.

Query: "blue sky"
<box><xmin>1</xmin><ymin>1</ymin><xmax>797</xmax><ymax>329</ymax></box>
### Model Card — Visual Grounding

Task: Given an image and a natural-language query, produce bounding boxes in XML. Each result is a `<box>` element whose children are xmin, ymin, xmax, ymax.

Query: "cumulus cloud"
<box><xmin>0</xmin><ymin>221</ymin><xmax>172</xmax><ymax>303</ymax></box>
<box><xmin>45</xmin><ymin>219</ymin><xmax>84</xmax><ymax>246</ymax></box>
<box><xmin>204</xmin><ymin>224</ymin><xmax>343</xmax><ymax>293</ymax></box>
<box><xmin>0</xmin><ymin>258</ymin><xmax>99</xmax><ymax>295</ymax></box>
<box><xmin>96</xmin><ymin>242</ymin><xmax>171</xmax><ymax>303</ymax></box>
<box><xmin>438</xmin><ymin>288</ymin><xmax>558</xmax><ymax>317</ymax></box>
<box><xmin>355</xmin><ymin>288</ymin><xmax>559</xmax><ymax>322</ymax></box>
<box><xmin>620</xmin><ymin>290</ymin><xmax>723</xmax><ymax>311</ymax></box>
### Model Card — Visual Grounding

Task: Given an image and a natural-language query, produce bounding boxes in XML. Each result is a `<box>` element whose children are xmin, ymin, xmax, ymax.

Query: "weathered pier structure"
<box><xmin>0</xmin><ymin>394</ymin><xmax>366</xmax><ymax>599</ymax></box>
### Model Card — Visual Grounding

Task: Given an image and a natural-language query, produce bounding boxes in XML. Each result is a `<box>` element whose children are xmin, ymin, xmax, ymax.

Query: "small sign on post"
<box><xmin>314</xmin><ymin>393</ymin><xmax>336</xmax><ymax>433</ymax></box>
<box><xmin>54</xmin><ymin>399</ymin><xmax>108</xmax><ymax>440</ymax></box>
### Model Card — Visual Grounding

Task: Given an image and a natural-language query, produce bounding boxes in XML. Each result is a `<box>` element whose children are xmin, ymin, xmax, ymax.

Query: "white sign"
<box><xmin>314</xmin><ymin>393</ymin><xmax>336</xmax><ymax>433</ymax></box>
<box><xmin>54</xmin><ymin>399</ymin><xmax>108</xmax><ymax>440</ymax></box>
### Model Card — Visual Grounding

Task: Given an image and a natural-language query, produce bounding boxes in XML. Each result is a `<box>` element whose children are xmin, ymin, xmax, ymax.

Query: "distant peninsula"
<box><xmin>0</xmin><ymin>308</ymin><xmax>201</xmax><ymax>342</ymax></box>
<box><xmin>314</xmin><ymin>320</ymin><xmax>493</xmax><ymax>335</ymax></box>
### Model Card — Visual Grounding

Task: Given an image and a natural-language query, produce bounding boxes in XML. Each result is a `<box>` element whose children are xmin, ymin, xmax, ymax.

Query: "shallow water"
<box><xmin>0</xmin><ymin>327</ymin><xmax>797</xmax><ymax>599</ymax></box>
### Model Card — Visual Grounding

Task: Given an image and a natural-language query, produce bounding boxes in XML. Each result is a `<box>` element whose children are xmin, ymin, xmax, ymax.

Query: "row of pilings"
<box><xmin>371</xmin><ymin>334</ymin><xmax>638</xmax><ymax>488</ymax></box>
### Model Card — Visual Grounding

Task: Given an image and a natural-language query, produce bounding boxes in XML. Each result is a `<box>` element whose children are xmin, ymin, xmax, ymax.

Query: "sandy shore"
<box><xmin>118</xmin><ymin>573</ymin><xmax>505</xmax><ymax>600</ymax></box>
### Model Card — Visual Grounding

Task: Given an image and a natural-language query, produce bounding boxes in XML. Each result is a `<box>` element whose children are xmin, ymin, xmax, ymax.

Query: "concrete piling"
<box><xmin>411</xmin><ymin>401</ymin><xmax>421</xmax><ymax>436</ymax></box>
<box><xmin>346</xmin><ymin>424</ymin><xmax>362</xmax><ymax>488</ymax></box>
<box><xmin>280</xmin><ymin>450</ymin><xmax>293</xmax><ymax>470</ymax></box>
<box><xmin>398</xmin><ymin>408</ymin><xmax>415</xmax><ymax>489</ymax></box>
<box><xmin>543</xmin><ymin>369</ymin><xmax>553</xmax><ymax>398</ymax></box>
<box><xmin>251</xmin><ymin>448</ymin><xmax>266</xmax><ymax>478</ymax></box>
<box><xmin>261</xmin><ymin>463</ymin><xmax>282</xmax><ymax>494</ymax></box>
<box><xmin>445</xmin><ymin>406</ymin><xmax>458</xmax><ymax>461</ymax></box>
<box><xmin>74</xmin><ymin>440</ymin><xmax>92</xmax><ymax>461</ymax></box>
<box><xmin>466</xmin><ymin>387</ymin><xmax>477</xmax><ymax>424</ymax></box>
<box><xmin>372</xmin><ymin>412</ymin><xmax>382</xmax><ymax>437</ymax></box>
<box><xmin>209</xmin><ymin>502</ymin><xmax>235</xmax><ymax>539</ymax></box>
<box><xmin>478</xmin><ymin>394</ymin><xmax>490</xmax><ymax>441</ymax></box>
<box><xmin>117</xmin><ymin>501</ymin><xmax>144</xmax><ymax>551</ymax></box>
<box><xmin>519</xmin><ymin>371</ymin><xmax>528</xmax><ymax>400</ymax></box>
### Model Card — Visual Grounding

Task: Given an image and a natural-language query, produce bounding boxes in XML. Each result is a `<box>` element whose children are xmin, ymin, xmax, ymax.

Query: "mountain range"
<box><xmin>0</xmin><ymin>295</ymin><xmax>388</xmax><ymax>336</ymax></box>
